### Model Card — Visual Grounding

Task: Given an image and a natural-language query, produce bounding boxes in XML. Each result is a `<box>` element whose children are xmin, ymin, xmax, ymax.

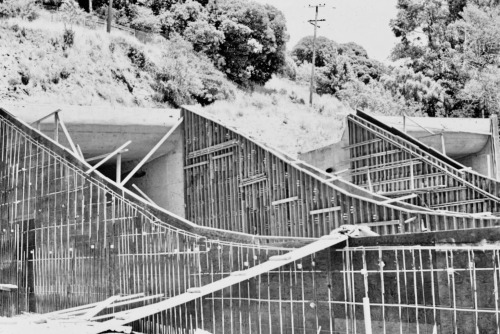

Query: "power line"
<box><xmin>308</xmin><ymin>3</ymin><xmax>326</xmax><ymax>105</ymax></box>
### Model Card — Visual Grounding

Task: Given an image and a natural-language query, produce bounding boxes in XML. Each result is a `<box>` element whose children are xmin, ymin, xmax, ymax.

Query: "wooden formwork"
<box><xmin>0</xmin><ymin>107</ymin><xmax>295</xmax><ymax>318</ymax></box>
<box><xmin>2</xmin><ymin>105</ymin><xmax>500</xmax><ymax>334</ymax></box>
<box><xmin>181</xmin><ymin>107</ymin><xmax>500</xmax><ymax>238</ymax></box>
<box><xmin>347</xmin><ymin>111</ymin><xmax>500</xmax><ymax>213</ymax></box>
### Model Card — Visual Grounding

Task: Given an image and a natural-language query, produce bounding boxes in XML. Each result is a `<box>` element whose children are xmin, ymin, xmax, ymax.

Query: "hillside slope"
<box><xmin>0</xmin><ymin>13</ymin><xmax>351</xmax><ymax>155</ymax></box>
<box><xmin>0</xmin><ymin>16</ymin><xmax>162</xmax><ymax>107</ymax></box>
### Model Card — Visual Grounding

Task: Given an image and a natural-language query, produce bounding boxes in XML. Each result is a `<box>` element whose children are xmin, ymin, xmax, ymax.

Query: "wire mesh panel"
<box><xmin>333</xmin><ymin>245</ymin><xmax>500</xmax><ymax>334</ymax></box>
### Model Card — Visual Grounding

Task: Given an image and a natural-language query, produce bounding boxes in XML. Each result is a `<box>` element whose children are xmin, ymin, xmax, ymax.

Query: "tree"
<box><xmin>381</xmin><ymin>66</ymin><xmax>445</xmax><ymax>116</ymax></box>
<box><xmin>390</xmin><ymin>0</ymin><xmax>500</xmax><ymax>117</ymax></box>
<box><xmin>316</xmin><ymin>55</ymin><xmax>353</xmax><ymax>95</ymax></box>
<box><xmin>209</xmin><ymin>0</ymin><xmax>288</xmax><ymax>86</ymax></box>
<box><xmin>291</xmin><ymin>36</ymin><xmax>338</xmax><ymax>67</ymax></box>
<box><xmin>159</xmin><ymin>0</ymin><xmax>207</xmax><ymax>37</ymax></box>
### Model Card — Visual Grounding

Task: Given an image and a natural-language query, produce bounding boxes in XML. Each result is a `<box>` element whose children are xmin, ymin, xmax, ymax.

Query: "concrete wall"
<box><xmin>124</xmin><ymin>126</ymin><xmax>185</xmax><ymax>217</ymax></box>
<box><xmin>456</xmin><ymin>136</ymin><xmax>494</xmax><ymax>178</ymax></box>
<box><xmin>299</xmin><ymin>121</ymin><xmax>351</xmax><ymax>181</ymax></box>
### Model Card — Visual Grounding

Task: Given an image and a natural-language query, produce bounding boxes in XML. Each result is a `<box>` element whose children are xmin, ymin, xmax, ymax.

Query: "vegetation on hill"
<box><xmin>88</xmin><ymin>0</ymin><xmax>289</xmax><ymax>88</ymax></box>
<box><xmin>0</xmin><ymin>0</ymin><xmax>350</xmax><ymax>155</ymax></box>
<box><xmin>204</xmin><ymin>77</ymin><xmax>349</xmax><ymax>155</ymax></box>
<box><xmin>289</xmin><ymin>36</ymin><xmax>424</xmax><ymax>116</ymax></box>
<box><xmin>0</xmin><ymin>2</ymin><xmax>235</xmax><ymax>107</ymax></box>
<box><xmin>390</xmin><ymin>0</ymin><xmax>500</xmax><ymax>118</ymax></box>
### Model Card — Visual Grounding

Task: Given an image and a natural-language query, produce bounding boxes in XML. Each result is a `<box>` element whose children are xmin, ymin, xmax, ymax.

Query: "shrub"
<box><xmin>62</xmin><ymin>27</ymin><xmax>75</xmax><ymax>50</ymax></box>
<box><xmin>20</xmin><ymin>70</ymin><xmax>30</xmax><ymax>85</ymax></box>
<box><xmin>278</xmin><ymin>55</ymin><xmax>297</xmax><ymax>81</ymax></box>
<box><xmin>0</xmin><ymin>0</ymin><xmax>40</xmax><ymax>21</ymax></box>
<box><xmin>129</xmin><ymin>5</ymin><xmax>161</xmax><ymax>33</ymax></box>
<box><xmin>60</xmin><ymin>68</ymin><xmax>71</xmax><ymax>80</ymax></box>
<box><xmin>154</xmin><ymin>37</ymin><xmax>235</xmax><ymax>106</ymax></box>
<box><xmin>127</xmin><ymin>45</ymin><xmax>150</xmax><ymax>70</ymax></box>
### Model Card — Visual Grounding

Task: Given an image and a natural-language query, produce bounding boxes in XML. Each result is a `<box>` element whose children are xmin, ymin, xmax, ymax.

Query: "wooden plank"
<box><xmin>86</xmin><ymin>141</ymin><xmax>131</xmax><ymax>174</ymax></box>
<box><xmin>121</xmin><ymin>117</ymin><xmax>184</xmax><ymax>186</ymax></box>
<box><xmin>81</xmin><ymin>295</ymin><xmax>120</xmax><ymax>320</ymax></box>
<box><xmin>379</xmin><ymin>185</ymin><xmax>448</xmax><ymax>196</ymax></box>
<box><xmin>187</xmin><ymin>139</ymin><xmax>238</xmax><ymax>159</ymax></box>
<box><xmin>342</xmin><ymin>138</ymin><xmax>382</xmax><ymax>149</ymax></box>
<box><xmin>132</xmin><ymin>184</ymin><xmax>157</xmax><ymax>206</ymax></box>
<box><xmin>350</xmin><ymin>159</ymin><xmax>422</xmax><ymax>176</ymax></box>
<box><xmin>211</xmin><ymin>152</ymin><xmax>233</xmax><ymax>160</ymax></box>
<box><xmin>360</xmin><ymin>220</ymin><xmax>399</xmax><ymax>227</ymax></box>
<box><xmin>89</xmin><ymin>234</ymin><xmax>350</xmax><ymax>333</ymax></box>
<box><xmin>381</xmin><ymin>194</ymin><xmax>418</xmax><ymax>205</ymax></box>
<box><xmin>86</xmin><ymin>149</ymin><xmax>129</xmax><ymax>162</ymax></box>
<box><xmin>240</xmin><ymin>174</ymin><xmax>267</xmax><ymax>187</ymax></box>
<box><xmin>309</xmin><ymin>206</ymin><xmax>341</xmax><ymax>215</ymax></box>
<box><xmin>430</xmin><ymin>198</ymin><xmax>486</xmax><ymax>209</ymax></box>
<box><xmin>348</xmin><ymin>149</ymin><xmax>400</xmax><ymax>162</ymax></box>
<box><xmin>0</xmin><ymin>284</ymin><xmax>17</xmax><ymax>291</ymax></box>
<box><xmin>183</xmin><ymin>161</ymin><xmax>209</xmax><ymax>170</ymax></box>
<box><xmin>30</xmin><ymin>109</ymin><xmax>61</xmax><ymax>127</ymax></box>
<box><xmin>271</xmin><ymin>196</ymin><xmax>298</xmax><ymax>206</ymax></box>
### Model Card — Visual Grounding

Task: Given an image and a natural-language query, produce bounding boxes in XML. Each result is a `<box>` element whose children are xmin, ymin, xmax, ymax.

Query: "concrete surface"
<box><xmin>3</xmin><ymin>104</ymin><xmax>180</xmax><ymax>163</ymax></box>
<box><xmin>123</xmin><ymin>126</ymin><xmax>185</xmax><ymax>217</ymax></box>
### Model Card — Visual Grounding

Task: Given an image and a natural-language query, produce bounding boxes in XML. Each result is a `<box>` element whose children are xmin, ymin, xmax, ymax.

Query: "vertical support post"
<box><xmin>89</xmin><ymin>0</ymin><xmax>92</xmax><ymax>13</ymax></box>
<box><xmin>116</xmin><ymin>152</ymin><xmax>122</xmax><ymax>184</ymax></box>
<box><xmin>366</xmin><ymin>170</ymin><xmax>373</xmax><ymax>193</ymax></box>
<box><xmin>309</xmin><ymin>5</ymin><xmax>319</xmax><ymax>106</ymax></box>
<box><xmin>487</xmin><ymin>154</ymin><xmax>492</xmax><ymax>178</ymax></box>
<box><xmin>410</xmin><ymin>160</ymin><xmax>414</xmax><ymax>190</ymax></box>
<box><xmin>54</xmin><ymin>112</ymin><xmax>59</xmax><ymax>143</ymax></box>
<box><xmin>440</xmin><ymin>133</ymin><xmax>446</xmax><ymax>155</ymax></box>
<box><xmin>362</xmin><ymin>249</ymin><xmax>372</xmax><ymax>334</ymax></box>
<box><xmin>308</xmin><ymin>4</ymin><xmax>325</xmax><ymax>106</ymax></box>
<box><xmin>490</xmin><ymin>114</ymin><xmax>500</xmax><ymax>180</ymax></box>
<box><xmin>403</xmin><ymin>115</ymin><xmax>406</xmax><ymax>133</ymax></box>
<box><xmin>107</xmin><ymin>0</ymin><xmax>113</xmax><ymax>33</ymax></box>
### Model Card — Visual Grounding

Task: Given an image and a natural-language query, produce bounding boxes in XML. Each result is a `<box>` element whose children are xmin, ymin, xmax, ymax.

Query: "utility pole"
<box><xmin>308</xmin><ymin>4</ymin><xmax>325</xmax><ymax>105</ymax></box>
<box><xmin>107</xmin><ymin>0</ymin><xmax>113</xmax><ymax>33</ymax></box>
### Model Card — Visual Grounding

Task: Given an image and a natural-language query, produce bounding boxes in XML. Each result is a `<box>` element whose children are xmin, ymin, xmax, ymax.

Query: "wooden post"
<box><xmin>366</xmin><ymin>170</ymin><xmax>373</xmax><ymax>192</ymax></box>
<box><xmin>403</xmin><ymin>115</ymin><xmax>406</xmax><ymax>133</ymax></box>
<box><xmin>57</xmin><ymin>113</ymin><xmax>79</xmax><ymax>156</ymax></box>
<box><xmin>116</xmin><ymin>152</ymin><xmax>122</xmax><ymax>183</ymax></box>
<box><xmin>54</xmin><ymin>112</ymin><xmax>59</xmax><ymax>143</ymax></box>
<box><xmin>86</xmin><ymin>141</ymin><xmax>131</xmax><ymax>174</ymax></box>
<box><xmin>440</xmin><ymin>133</ymin><xmax>446</xmax><ymax>155</ymax></box>
<box><xmin>363</xmin><ymin>297</ymin><xmax>373</xmax><ymax>334</ymax></box>
<box><xmin>487</xmin><ymin>154</ymin><xmax>492</xmax><ymax>178</ymax></box>
<box><xmin>410</xmin><ymin>160</ymin><xmax>414</xmax><ymax>190</ymax></box>
<box><xmin>132</xmin><ymin>184</ymin><xmax>157</xmax><ymax>206</ymax></box>
<box><xmin>490</xmin><ymin>114</ymin><xmax>500</xmax><ymax>180</ymax></box>
<box><xmin>107</xmin><ymin>0</ymin><xmax>113</xmax><ymax>33</ymax></box>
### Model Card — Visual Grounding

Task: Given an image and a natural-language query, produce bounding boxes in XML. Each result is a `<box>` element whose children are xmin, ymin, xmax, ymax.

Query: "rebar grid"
<box><xmin>0</xmin><ymin>114</ymin><xmax>288</xmax><ymax>318</ymax></box>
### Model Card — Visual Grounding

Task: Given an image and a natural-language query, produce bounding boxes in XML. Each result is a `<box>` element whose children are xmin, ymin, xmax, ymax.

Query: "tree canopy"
<box><xmin>390</xmin><ymin>0</ymin><xmax>500</xmax><ymax>117</ymax></box>
<box><xmin>89</xmin><ymin>0</ymin><xmax>288</xmax><ymax>88</ymax></box>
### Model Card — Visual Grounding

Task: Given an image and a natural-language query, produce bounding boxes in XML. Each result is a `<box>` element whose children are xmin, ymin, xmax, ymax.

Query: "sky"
<box><xmin>254</xmin><ymin>0</ymin><xmax>399</xmax><ymax>62</ymax></box>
